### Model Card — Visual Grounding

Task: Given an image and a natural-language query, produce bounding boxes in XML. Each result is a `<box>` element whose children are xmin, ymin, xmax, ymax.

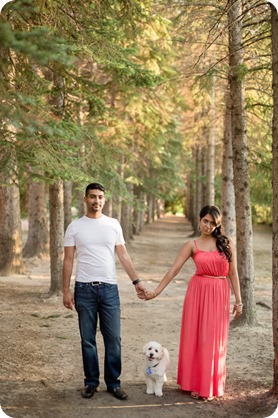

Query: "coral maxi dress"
<box><xmin>177</xmin><ymin>240</ymin><xmax>231</xmax><ymax>398</ymax></box>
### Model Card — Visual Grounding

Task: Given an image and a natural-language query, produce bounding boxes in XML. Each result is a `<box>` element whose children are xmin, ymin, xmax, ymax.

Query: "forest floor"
<box><xmin>0</xmin><ymin>214</ymin><xmax>277</xmax><ymax>418</ymax></box>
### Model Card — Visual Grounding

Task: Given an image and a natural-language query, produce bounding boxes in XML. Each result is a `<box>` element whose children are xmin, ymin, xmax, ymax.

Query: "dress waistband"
<box><xmin>199</xmin><ymin>274</ymin><xmax>227</xmax><ymax>279</ymax></box>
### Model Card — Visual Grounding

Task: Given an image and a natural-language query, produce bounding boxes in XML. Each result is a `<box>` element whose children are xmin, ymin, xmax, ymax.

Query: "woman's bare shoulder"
<box><xmin>180</xmin><ymin>239</ymin><xmax>195</xmax><ymax>253</ymax></box>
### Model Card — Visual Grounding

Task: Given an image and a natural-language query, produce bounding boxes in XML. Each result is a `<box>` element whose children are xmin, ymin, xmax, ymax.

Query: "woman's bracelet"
<box><xmin>132</xmin><ymin>278</ymin><xmax>141</xmax><ymax>285</ymax></box>
<box><xmin>234</xmin><ymin>302</ymin><xmax>243</xmax><ymax>311</ymax></box>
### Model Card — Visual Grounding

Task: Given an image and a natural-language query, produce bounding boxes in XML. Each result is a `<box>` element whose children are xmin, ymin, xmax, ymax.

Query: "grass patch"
<box><xmin>41</xmin><ymin>314</ymin><xmax>61</xmax><ymax>320</ymax></box>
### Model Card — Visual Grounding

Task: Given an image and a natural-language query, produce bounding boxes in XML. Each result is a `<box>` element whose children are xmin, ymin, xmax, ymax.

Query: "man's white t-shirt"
<box><xmin>64</xmin><ymin>215</ymin><xmax>125</xmax><ymax>284</ymax></box>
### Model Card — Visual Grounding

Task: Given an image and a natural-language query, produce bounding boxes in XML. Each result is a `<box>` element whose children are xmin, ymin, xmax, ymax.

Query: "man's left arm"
<box><xmin>116</xmin><ymin>244</ymin><xmax>147</xmax><ymax>296</ymax></box>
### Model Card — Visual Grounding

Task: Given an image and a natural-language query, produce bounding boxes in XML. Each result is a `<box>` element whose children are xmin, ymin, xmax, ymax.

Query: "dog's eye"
<box><xmin>155</xmin><ymin>349</ymin><xmax>158</xmax><ymax>353</ymax></box>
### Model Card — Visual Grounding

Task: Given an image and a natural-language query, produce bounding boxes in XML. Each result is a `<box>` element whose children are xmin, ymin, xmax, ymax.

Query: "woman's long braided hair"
<box><xmin>199</xmin><ymin>205</ymin><xmax>232</xmax><ymax>262</ymax></box>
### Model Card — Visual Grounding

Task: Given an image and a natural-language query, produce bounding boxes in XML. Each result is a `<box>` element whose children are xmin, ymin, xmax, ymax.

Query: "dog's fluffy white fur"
<box><xmin>143</xmin><ymin>341</ymin><xmax>170</xmax><ymax>397</ymax></box>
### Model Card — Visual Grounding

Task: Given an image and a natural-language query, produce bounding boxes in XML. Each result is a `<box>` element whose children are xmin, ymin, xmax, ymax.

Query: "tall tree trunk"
<box><xmin>146</xmin><ymin>194</ymin><xmax>153</xmax><ymax>225</ymax></box>
<box><xmin>23</xmin><ymin>181</ymin><xmax>49</xmax><ymax>258</ymax></box>
<box><xmin>271</xmin><ymin>2</ymin><xmax>278</xmax><ymax>396</ymax></box>
<box><xmin>112</xmin><ymin>196</ymin><xmax>122</xmax><ymax>222</ymax></box>
<box><xmin>121</xmin><ymin>183</ymin><xmax>134</xmax><ymax>242</ymax></box>
<box><xmin>201</xmin><ymin>145</ymin><xmax>207</xmax><ymax>208</ymax></box>
<box><xmin>49</xmin><ymin>181</ymin><xmax>64</xmax><ymax>295</ymax></box>
<box><xmin>63</xmin><ymin>181</ymin><xmax>72</xmax><ymax>232</ymax></box>
<box><xmin>228</xmin><ymin>0</ymin><xmax>256</xmax><ymax>325</ymax></box>
<box><xmin>156</xmin><ymin>198</ymin><xmax>163</xmax><ymax>219</ymax></box>
<box><xmin>0</xmin><ymin>50</ymin><xmax>24</xmax><ymax>275</ymax></box>
<box><xmin>195</xmin><ymin>146</ymin><xmax>203</xmax><ymax>232</ymax></box>
<box><xmin>207</xmin><ymin>76</ymin><xmax>216</xmax><ymax>205</ymax></box>
<box><xmin>133</xmin><ymin>187</ymin><xmax>144</xmax><ymax>235</ymax></box>
<box><xmin>0</xmin><ymin>177</ymin><xmax>24</xmax><ymax>275</ymax></box>
<box><xmin>103</xmin><ymin>200</ymin><xmax>112</xmax><ymax>217</ymax></box>
<box><xmin>185</xmin><ymin>174</ymin><xmax>191</xmax><ymax>221</ymax></box>
<box><xmin>189</xmin><ymin>148</ymin><xmax>197</xmax><ymax>227</ymax></box>
<box><xmin>48</xmin><ymin>71</ymin><xmax>65</xmax><ymax>295</ymax></box>
<box><xmin>140</xmin><ymin>192</ymin><xmax>146</xmax><ymax>231</ymax></box>
<box><xmin>112</xmin><ymin>155</ymin><xmax>125</xmax><ymax>222</ymax></box>
<box><xmin>76</xmin><ymin>188</ymin><xmax>85</xmax><ymax>218</ymax></box>
<box><xmin>151</xmin><ymin>196</ymin><xmax>155</xmax><ymax>221</ymax></box>
<box><xmin>222</xmin><ymin>88</ymin><xmax>236</xmax><ymax>240</ymax></box>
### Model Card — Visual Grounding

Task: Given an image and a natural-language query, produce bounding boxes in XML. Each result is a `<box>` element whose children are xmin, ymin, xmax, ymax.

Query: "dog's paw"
<box><xmin>146</xmin><ymin>389</ymin><xmax>155</xmax><ymax>395</ymax></box>
<box><xmin>155</xmin><ymin>391</ymin><xmax>163</xmax><ymax>397</ymax></box>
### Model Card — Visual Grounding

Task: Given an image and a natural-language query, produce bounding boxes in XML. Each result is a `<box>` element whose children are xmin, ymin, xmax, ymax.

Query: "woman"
<box><xmin>140</xmin><ymin>205</ymin><xmax>242</xmax><ymax>400</ymax></box>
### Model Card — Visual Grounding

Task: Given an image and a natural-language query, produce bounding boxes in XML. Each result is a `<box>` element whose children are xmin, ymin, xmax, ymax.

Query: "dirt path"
<box><xmin>0</xmin><ymin>215</ymin><xmax>277</xmax><ymax>418</ymax></box>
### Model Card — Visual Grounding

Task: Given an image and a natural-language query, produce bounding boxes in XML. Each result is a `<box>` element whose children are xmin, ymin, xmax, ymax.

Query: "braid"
<box><xmin>212</xmin><ymin>226</ymin><xmax>232</xmax><ymax>262</ymax></box>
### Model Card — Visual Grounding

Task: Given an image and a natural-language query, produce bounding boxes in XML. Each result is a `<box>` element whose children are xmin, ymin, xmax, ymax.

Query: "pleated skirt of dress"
<box><xmin>177</xmin><ymin>274</ymin><xmax>231</xmax><ymax>398</ymax></box>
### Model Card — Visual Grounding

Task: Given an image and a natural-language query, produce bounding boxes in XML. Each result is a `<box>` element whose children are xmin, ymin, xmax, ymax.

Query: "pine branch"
<box><xmin>242</xmin><ymin>34</ymin><xmax>271</xmax><ymax>49</ymax></box>
<box><xmin>243</xmin><ymin>18</ymin><xmax>271</xmax><ymax>28</ymax></box>
<box><xmin>246</xmin><ymin>102</ymin><xmax>272</xmax><ymax>108</ymax></box>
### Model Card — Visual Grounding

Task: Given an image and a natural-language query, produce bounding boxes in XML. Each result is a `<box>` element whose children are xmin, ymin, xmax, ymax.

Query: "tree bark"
<box><xmin>207</xmin><ymin>76</ymin><xmax>216</xmax><ymax>205</ymax></box>
<box><xmin>156</xmin><ymin>198</ymin><xmax>163</xmax><ymax>219</ymax></box>
<box><xmin>185</xmin><ymin>174</ymin><xmax>191</xmax><ymax>221</ymax></box>
<box><xmin>0</xmin><ymin>50</ymin><xmax>24</xmax><ymax>275</ymax></box>
<box><xmin>121</xmin><ymin>183</ymin><xmax>134</xmax><ymax>242</ymax></box>
<box><xmin>63</xmin><ymin>181</ymin><xmax>72</xmax><ymax>232</ymax></box>
<box><xmin>194</xmin><ymin>146</ymin><xmax>203</xmax><ymax>233</ymax></box>
<box><xmin>48</xmin><ymin>70</ymin><xmax>65</xmax><ymax>295</ymax></box>
<box><xmin>133</xmin><ymin>187</ymin><xmax>145</xmax><ymax>235</ymax></box>
<box><xmin>76</xmin><ymin>188</ymin><xmax>85</xmax><ymax>218</ymax></box>
<box><xmin>112</xmin><ymin>196</ymin><xmax>122</xmax><ymax>222</ymax></box>
<box><xmin>49</xmin><ymin>181</ymin><xmax>64</xmax><ymax>295</ymax></box>
<box><xmin>271</xmin><ymin>2</ymin><xmax>278</xmax><ymax>396</ymax></box>
<box><xmin>228</xmin><ymin>0</ymin><xmax>256</xmax><ymax>325</ymax></box>
<box><xmin>146</xmin><ymin>194</ymin><xmax>154</xmax><ymax>225</ymax></box>
<box><xmin>103</xmin><ymin>200</ymin><xmax>113</xmax><ymax>217</ymax></box>
<box><xmin>222</xmin><ymin>87</ymin><xmax>236</xmax><ymax>240</ymax></box>
<box><xmin>23</xmin><ymin>181</ymin><xmax>49</xmax><ymax>258</ymax></box>
<box><xmin>0</xmin><ymin>178</ymin><xmax>24</xmax><ymax>275</ymax></box>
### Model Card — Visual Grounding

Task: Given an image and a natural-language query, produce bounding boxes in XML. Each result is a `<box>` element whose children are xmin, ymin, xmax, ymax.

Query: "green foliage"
<box><xmin>104</xmin><ymin>59</ymin><xmax>163</xmax><ymax>87</ymax></box>
<box><xmin>249</xmin><ymin>141</ymin><xmax>272</xmax><ymax>224</ymax></box>
<box><xmin>0</xmin><ymin>0</ymin><xmax>167</xmax><ymax>195</ymax></box>
<box><xmin>235</xmin><ymin>63</ymin><xmax>249</xmax><ymax>81</ymax></box>
<box><xmin>0</xmin><ymin>0</ymin><xmax>274</xmax><ymax>219</ymax></box>
<box><xmin>0</xmin><ymin>24</ymin><xmax>75</xmax><ymax>64</ymax></box>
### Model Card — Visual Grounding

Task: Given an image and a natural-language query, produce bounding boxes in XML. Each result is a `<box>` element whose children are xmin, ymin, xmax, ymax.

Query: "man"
<box><xmin>63</xmin><ymin>182</ymin><xmax>146</xmax><ymax>400</ymax></box>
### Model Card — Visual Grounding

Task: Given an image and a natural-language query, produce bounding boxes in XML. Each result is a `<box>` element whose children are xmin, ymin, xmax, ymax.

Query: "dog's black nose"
<box><xmin>150</xmin><ymin>353</ymin><xmax>154</xmax><ymax>357</ymax></box>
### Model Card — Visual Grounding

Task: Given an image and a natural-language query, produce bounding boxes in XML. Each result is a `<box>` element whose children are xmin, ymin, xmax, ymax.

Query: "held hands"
<box><xmin>144</xmin><ymin>290</ymin><xmax>157</xmax><ymax>300</ymax></box>
<box><xmin>135</xmin><ymin>282</ymin><xmax>157</xmax><ymax>301</ymax></box>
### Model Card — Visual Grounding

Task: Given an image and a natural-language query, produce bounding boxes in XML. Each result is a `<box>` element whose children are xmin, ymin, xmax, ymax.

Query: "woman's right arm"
<box><xmin>145</xmin><ymin>240</ymin><xmax>194</xmax><ymax>300</ymax></box>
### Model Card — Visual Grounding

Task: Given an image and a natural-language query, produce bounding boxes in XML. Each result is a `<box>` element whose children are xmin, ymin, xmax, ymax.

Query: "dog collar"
<box><xmin>146</xmin><ymin>363</ymin><xmax>159</xmax><ymax>375</ymax></box>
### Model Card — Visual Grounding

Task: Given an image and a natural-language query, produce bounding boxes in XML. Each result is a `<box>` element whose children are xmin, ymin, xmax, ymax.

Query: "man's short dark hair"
<box><xmin>85</xmin><ymin>182</ymin><xmax>105</xmax><ymax>196</ymax></box>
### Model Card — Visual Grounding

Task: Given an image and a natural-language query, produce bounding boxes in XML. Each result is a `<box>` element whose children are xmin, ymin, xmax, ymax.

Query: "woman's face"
<box><xmin>199</xmin><ymin>214</ymin><xmax>217</xmax><ymax>235</ymax></box>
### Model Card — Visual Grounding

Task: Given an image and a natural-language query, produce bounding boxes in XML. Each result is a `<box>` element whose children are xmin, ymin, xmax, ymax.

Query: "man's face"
<box><xmin>84</xmin><ymin>189</ymin><xmax>105</xmax><ymax>214</ymax></box>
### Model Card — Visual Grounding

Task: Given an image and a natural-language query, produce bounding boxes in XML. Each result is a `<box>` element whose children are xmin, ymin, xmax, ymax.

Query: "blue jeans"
<box><xmin>74</xmin><ymin>282</ymin><xmax>121</xmax><ymax>390</ymax></box>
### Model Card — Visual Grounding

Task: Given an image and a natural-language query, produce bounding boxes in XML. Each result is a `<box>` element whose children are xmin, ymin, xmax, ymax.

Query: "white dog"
<box><xmin>143</xmin><ymin>341</ymin><xmax>170</xmax><ymax>397</ymax></box>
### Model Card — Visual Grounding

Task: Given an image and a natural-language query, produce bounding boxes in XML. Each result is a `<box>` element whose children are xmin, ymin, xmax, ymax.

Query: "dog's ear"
<box><xmin>161</xmin><ymin>347</ymin><xmax>167</xmax><ymax>358</ymax></box>
<box><xmin>143</xmin><ymin>344</ymin><xmax>148</xmax><ymax>354</ymax></box>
